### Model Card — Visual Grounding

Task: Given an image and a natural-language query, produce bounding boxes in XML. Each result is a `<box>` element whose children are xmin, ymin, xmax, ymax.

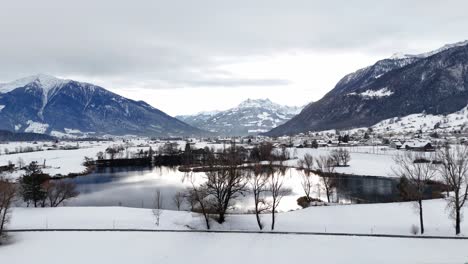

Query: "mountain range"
<box><xmin>267</xmin><ymin>40</ymin><xmax>468</xmax><ymax>136</ymax></box>
<box><xmin>0</xmin><ymin>74</ymin><xmax>203</xmax><ymax>137</ymax></box>
<box><xmin>177</xmin><ymin>99</ymin><xmax>302</xmax><ymax>136</ymax></box>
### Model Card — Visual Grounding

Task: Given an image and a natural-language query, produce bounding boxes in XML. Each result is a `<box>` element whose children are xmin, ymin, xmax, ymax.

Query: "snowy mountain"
<box><xmin>370</xmin><ymin>105</ymin><xmax>468</xmax><ymax>134</ymax></box>
<box><xmin>267</xmin><ymin>40</ymin><xmax>468</xmax><ymax>136</ymax></box>
<box><xmin>0</xmin><ymin>74</ymin><xmax>203</xmax><ymax>137</ymax></box>
<box><xmin>177</xmin><ymin>99</ymin><xmax>303</xmax><ymax>136</ymax></box>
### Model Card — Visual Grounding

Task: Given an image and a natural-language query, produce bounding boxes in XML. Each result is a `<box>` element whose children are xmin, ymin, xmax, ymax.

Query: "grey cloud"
<box><xmin>0</xmin><ymin>0</ymin><xmax>468</xmax><ymax>88</ymax></box>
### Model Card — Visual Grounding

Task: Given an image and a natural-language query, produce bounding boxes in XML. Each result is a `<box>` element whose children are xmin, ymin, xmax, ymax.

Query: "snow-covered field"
<box><xmin>9</xmin><ymin>199</ymin><xmax>467</xmax><ymax>236</ymax></box>
<box><xmin>2</xmin><ymin>231</ymin><xmax>467</xmax><ymax>264</ymax></box>
<box><xmin>0</xmin><ymin>141</ymin><xmax>115</xmax><ymax>177</ymax></box>
<box><xmin>1</xmin><ymin>141</ymin><xmax>402</xmax><ymax>179</ymax></box>
<box><xmin>3</xmin><ymin>200</ymin><xmax>468</xmax><ymax>263</ymax></box>
<box><xmin>288</xmin><ymin>146</ymin><xmax>400</xmax><ymax>177</ymax></box>
<box><xmin>0</xmin><ymin>140</ymin><xmax>231</xmax><ymax>178</ymax></box>
<box><xmin>372</xmin><ymin>104</ymin><xmax>468</xmax><ymax>134</ymax></box>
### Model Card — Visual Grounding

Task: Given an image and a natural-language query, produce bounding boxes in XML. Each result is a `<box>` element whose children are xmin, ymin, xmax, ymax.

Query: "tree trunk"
<box><xmin>456</xmin><ymin>206</ymin><xmax>461</xmax><ymax>235</ymax></box>
<box><xmin>271</xmin><ymin>210</ymin><xmax>276</xmax><ymax>230</ymax></box>
<box><xmin>418</xmin><ymin>199</ymin><xmax>424</xmax><ymax>234</ymax></box>
<box><xmin>218</xmin><ymin>211</ymin><xmax>225</xmax><ymax>224</ymax></box>
<box><xmin>254</xmin><ymin>202</ymin><xmax>263</xmax><ymax>230</ymax></box>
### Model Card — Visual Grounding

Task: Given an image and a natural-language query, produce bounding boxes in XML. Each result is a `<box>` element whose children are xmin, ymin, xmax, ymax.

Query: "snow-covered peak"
<box><xmin>417</xmin><ymin>40</ymin><xmax>468</xmax><ymax>58</ymax></box>
<box><xmin>389</xmin><ymin>52</ymin><xmax>412</xmax><ymax>60</ymax></box>
<box><xmin>389</xmin><ymin>40</ymin><xmax>468</xmax><ymax>60</ymax></box>
<box><xmin>196</xmin><ymin>110</ymin><xmax>221</xmax><ymax>116</ymax></box>
<box><xmin>237</xmin><ymin>98</ymin><xmax>276</xmax><ymax>109</ymax></box>
<box><xmin>0</xmin><ymin>74</ymin><xmax>71</xmax><ymax>94</ymax></box>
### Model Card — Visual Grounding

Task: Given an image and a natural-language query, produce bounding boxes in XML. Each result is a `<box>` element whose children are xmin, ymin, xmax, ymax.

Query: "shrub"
<box><xmin>410</xmin><ymin>224</ymin><xmax>419</xmax><ymax>235</ymax></box>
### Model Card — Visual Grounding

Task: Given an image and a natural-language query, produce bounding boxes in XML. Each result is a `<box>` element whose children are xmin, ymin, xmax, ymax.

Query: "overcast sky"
<box><xmin>1</xmin><ymin>0</ymin><xmax>468</xmax><ymax>115</ymax></box>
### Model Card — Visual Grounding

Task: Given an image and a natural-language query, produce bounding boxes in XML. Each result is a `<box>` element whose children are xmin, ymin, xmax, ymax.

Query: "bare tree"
<box><xmin>186</xmin><ymin>179</ymin><xmax>211</xmax><ymax>229</ymax></box>
<box><xmin>173</xmin><ymin>191</ymin><xmax>184</xmax><ymax>211</ymax></box>
<box><xmin>201</xmin><ymin>146</ymin><xmax>248</xmax><ymax>223</ymax></box>
<box><xmin>16</xmin><ymin>157</ymin><xmax>25</xmax><ymax>169</ymax></box>
<box><xmin>96</xmin><ymin>151</ymin><xmax>105</xmax><ymax>160</ymax></box>
<box><xmin>45</xmin><ymin>180</ymin><xmax>79</xmax><ymax>207</ymax></box>
<box><xmin>436</xmin><ymin>145</ymin><xmax>468</xmax><ymax>235</ymax></box>
<box><xmin>268</xmin><ymin>162</ymin><xmax>291</xmax><ymax>230</ymax></box>
<box><xmin>315</xmin><ymin>155</ymin><xmax>336</xmax><ymax>203</ymax></box>
<box><xmin>330</xmin><ymin>149</ymin><xmax>341</xmax><ymax>166</ymax></box>
<box><xmin>250</xmin><ymin>164</ymin><xmax>271</xmax><ymax>230</ymax></box>
<box><xmin>153</xmin><ymin>189</ymin><xmax>163</xmax><ymax>226</ymax></box>
<box><xmin>338</xmin><ymin>148</ymin><xmax>351</xmax><ymax>166</ymax></box>
<box><xmin>0</xmin><ymin>176</ymin><xmax>16</xmax><ymax>243</ymax></box>
<box><xmin>298</xmin><ymin>154</ymin><xmax>314</xmax><ymax>201</ymax></box>
<box><xmin>393</xmin><ymin>152</ymin><xmax>436</xmax><ymax>234</ymax></box>
<box><xmin>203</xmin><ymin>166</ymin><xmax>247</xmax><ymax>223</ymax></box>
<box><xmin>105</xmin><ymin>145</ymin><xmax>124</xmax><ymax>160</ymax></box>
<box><xmin>330</xmin><ymin>148</ymin><xmax>351</xmax><ymax>167</ymax></box>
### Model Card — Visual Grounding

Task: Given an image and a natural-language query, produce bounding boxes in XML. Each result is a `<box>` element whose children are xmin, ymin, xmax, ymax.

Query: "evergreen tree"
<box><xmin>19</xmin><ymin>161</ymin><xmax>49</xmax><ymax>207</ymax></box>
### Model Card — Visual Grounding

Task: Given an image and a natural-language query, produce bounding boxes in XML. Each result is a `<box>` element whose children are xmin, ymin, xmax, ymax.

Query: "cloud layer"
<box><xmin>1</xmin><ymin>0</ymin><xmax>468</xmax><ymax>114</ymax></box>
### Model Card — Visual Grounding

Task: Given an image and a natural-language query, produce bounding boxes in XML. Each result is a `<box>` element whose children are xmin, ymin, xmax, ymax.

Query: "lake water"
<box><xmin>57</xmin><ymin>166</ymin><xmax>402</xmax><ymax>212</ymax></box>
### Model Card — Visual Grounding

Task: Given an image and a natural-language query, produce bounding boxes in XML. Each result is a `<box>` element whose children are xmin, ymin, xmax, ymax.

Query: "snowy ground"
<box><xmin>2</xmin><ymin>231</ymin><xmax>468</xmax><ymax>264</ymax></box>
<box><xmin>3</xmin><ymin>168</ymin><xmax>468</xmax><ymax>263</ymax></box>
<box><xmin>288</xmin><ymin>146</ymin><xmax>401</xmax><ymax>177</ymax></box>
<box><xmin>0</xmin><ymin>140</ymin><xmax>231</xmax><ymax>178</ymax></box>
<box><xmin>1</xmin><ymin>140</ymin><xmax>404</xmax><ymax>179</ymax></box>
<box><xmin>9</xmin><ymin>199</ymin><xmax>467</xmax><ymax>236</ymax></box>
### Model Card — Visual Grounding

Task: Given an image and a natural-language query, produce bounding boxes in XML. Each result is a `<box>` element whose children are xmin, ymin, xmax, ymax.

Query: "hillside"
<box><xmin>267</xmin><ymin>41</ymin><xmax>468</xmax><ymax>136</ymax></box>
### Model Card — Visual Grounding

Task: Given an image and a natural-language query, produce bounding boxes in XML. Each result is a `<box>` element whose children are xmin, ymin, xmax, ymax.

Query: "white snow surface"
<box><xmin>389</xmin><ymin>40</ymin><xmax>468</xmax><ymax>60</ymax></box>
<box><xmin>24</xmin><ymin>120</ymin><xmax>50</xmax><ymax>134</ymax></box>
<box><xmin>372</xmin><ymin>104</ymin><xmax>468</xmax><ymax>133</ymax></box>
<box><xmin>0</xmin><ymin>140</ymin><xmax>236</xmax><ymax>178</ymax></box>
<box><xmin>0</xmin><ymin>104</ymin><xmax>5</xmax><ymax>112</ymax></box>
<box><xmin>8</xmin><ymin>199</ymin><xmax>467</xmax><ymax>236</ymax></box>
<box><xmin>2</xmin><ymin>200</ymin><xmax>468</xmax><ymax>263</ymax></box>
<box><xmin>236</xmin><ymin>98</ymin><xmax>302</xmax><ymax>115</ymax></box>
<box><xmin>3</xmin><ymin>230</ymin><xmax>467</xmax><ymax>264</ymax></box>
<box><xmin>0</xmin><ymin>74</ymin><xmax>70</xmax><ymax>94</ymax></box>
<box><xmin>359</xmin><ymin>88</ymin><xmax>393</xmax><ymax>98</ymax></box>
<box><xmin>348</xmin><ymin>88</ymin><xmax>393</xmax><ymax>98</ymax></box>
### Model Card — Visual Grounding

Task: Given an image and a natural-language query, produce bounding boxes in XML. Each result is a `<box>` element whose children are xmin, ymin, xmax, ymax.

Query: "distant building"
<box><xmin>401</xmin><ymin>140</ymin><xmax>435</xmax><ymax>151</ymax></box>
<box><xmin>390</xmin><ymin>140</ymin><xmax>403</xmax><ymax>149</ymax></box>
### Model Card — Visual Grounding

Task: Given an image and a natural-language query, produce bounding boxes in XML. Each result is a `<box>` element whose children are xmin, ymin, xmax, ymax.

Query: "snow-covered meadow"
<box><xmin>3</xmin><ymin>231</ymin><xmax>468</xmax><ymax>264</ymax></box>
<box><xmin>0</xmin><ymin>139</ymin><xmax>231</xmax><ymax>178</ymax></box>
<box><xmin>0</xmin><ymin>139</ymin><xmax>403</xmax><ymax>179</ymax></box>
<box><xmin>8</xmin><ymin>199</ymin><xmax>467</xmax><ymax>236</ymax></box>
<box><xmin>2</xmin><ymin>199</ymin><xmax>468</xmax><ymax>264</ymax></box>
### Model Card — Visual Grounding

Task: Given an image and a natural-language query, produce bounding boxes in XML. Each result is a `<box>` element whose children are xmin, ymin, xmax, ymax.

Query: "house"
<box><xmin>401</xmin><ymin>140</ymin><xmax>435</xmax><ymax>151</ymax></box>
<box><xmin>390</xmin><ymin>140</ymin><xmax>403</xmax><ymax>149</ymax></box>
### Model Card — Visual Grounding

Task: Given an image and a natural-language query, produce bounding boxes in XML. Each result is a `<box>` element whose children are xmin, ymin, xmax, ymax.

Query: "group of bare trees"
<box><xmin>0</xmin><ymin>176</ymin><xmax>16</xmax><ymax>243</ymax></box>
<box><xmin>18</xmin><ymin>162</ymin><xmax>79</xmax><ymax>208</ymax></box>
<box><xmin>250</xmin><ymin>162</ymin><xmax>290</xmax><ymax>230</ymax></box>
<box><xmin>330</xmin><ymin>148</ymin><xmax>351</xmax><ymax>167</ymax></box>
<box><xmin>183</xmin><ymin>144</ymin><xmax>291</xmax><ymax>230</ymax></box>
<box><xmin>297</xmin><ymin>153</ymin><xmax>337</xmax><ymax>204</ymax></box>
<box><xmin>393</xmin><ymin>145</ymin><xmax>468</xmax><ymax>235</ymax></box>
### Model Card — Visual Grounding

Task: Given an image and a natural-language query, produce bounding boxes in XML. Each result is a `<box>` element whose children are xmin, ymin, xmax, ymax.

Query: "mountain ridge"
<box><xmin>177</xmin><ymin>98</ymin><xmax>303</xmax><ymax>136</ymax></box>
<box><xmin>266</xmin><ymin>40</ymin><xmax>468</xmax><ymax>136</ymax></box>
<box><xmin>0</xmin><ymin>75</ymin><xmax>203</xmax><ymax>137</ymax></box>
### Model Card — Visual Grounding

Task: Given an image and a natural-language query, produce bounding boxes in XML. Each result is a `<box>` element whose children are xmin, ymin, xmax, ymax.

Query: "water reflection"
<box><xmin>57</xmin><ymin>166</ymin><xmax>402</xmax><ymax>212</ymax></box>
